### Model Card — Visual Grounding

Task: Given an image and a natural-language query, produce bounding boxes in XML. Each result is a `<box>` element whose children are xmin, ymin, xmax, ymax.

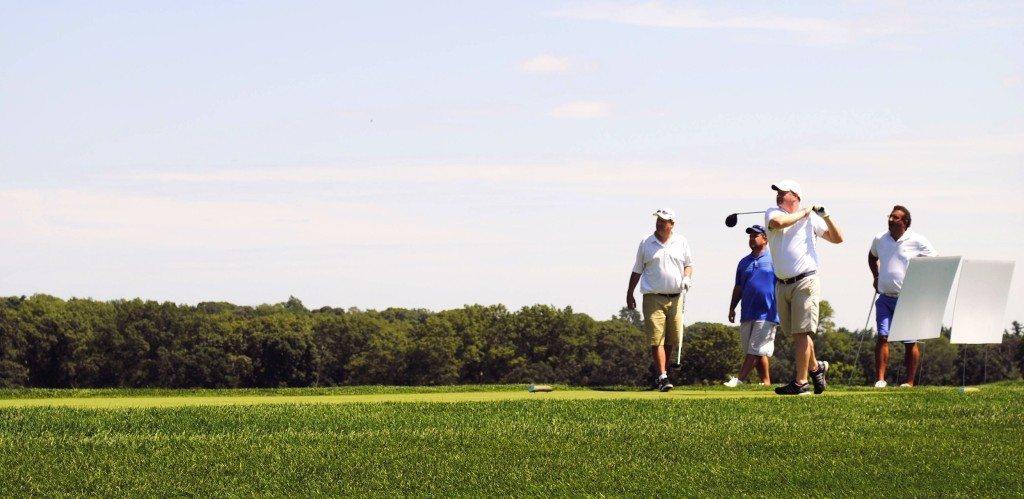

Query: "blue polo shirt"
<box><xmin>735</xmin><ymin>251</ymin><xmax>779</xmax><ymax>323</ymax></box>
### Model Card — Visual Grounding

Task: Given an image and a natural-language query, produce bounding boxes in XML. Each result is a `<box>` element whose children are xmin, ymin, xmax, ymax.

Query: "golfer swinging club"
<box><xmin>765</xmin><ymin>180</ymin><xmax>844</xmax><ymax>395</ymax></box>
<box><xmin>868</xmin><ymin>205</ymin><xmax>937</xmax><ymax>388</ymax></box>
<box><xmin>626</xmin><ymin>208</ymin><xmax>693</xmax><ymax>392</ymax></box>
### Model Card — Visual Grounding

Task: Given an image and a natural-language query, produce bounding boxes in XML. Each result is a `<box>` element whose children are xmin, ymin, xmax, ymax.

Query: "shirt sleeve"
<box><xmin>631</xmin><ymin>239</ymin><xmax>645</xmax><ymax>274</ymax></box>
<box><xmin>870</xmin><ymin>234</ymin><xmax>880</xmax><ymax>257</ymax></box>
<box><xmin>765</xmin><ymin>208</ymin><xmax>783</xmax><ymax>229</ymax></box>
<box><xmin>916</xmin><ymin>235</ymin><xmax>938</xmax><ymax>257</ymax></box>
<box><xmin>810</xmin><ymin>212</ymin><xmax>827</xmax><ymax>237</ymax></box>
<box><xmin>735</xmin><ymin>259</ymin><xmax>744</xmax><ymax>286</ymax></box>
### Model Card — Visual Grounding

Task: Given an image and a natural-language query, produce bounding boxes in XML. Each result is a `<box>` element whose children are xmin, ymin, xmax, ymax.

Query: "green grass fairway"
<box><xmin>0</xmin><ymin>385</ymin><xmax>878</xmax><ymax>409</ymax></box>
<box><xmin>2</xmin><ymin>384</ymin><xmax>1021</xmax><ymax>496</ymax></box>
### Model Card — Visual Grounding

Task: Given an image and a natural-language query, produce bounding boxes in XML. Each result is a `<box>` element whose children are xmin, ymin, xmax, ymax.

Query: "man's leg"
<box><xmin>644</xmin><ymin>294</ymin><xmax>674</xmax><ymax>391</ymax></box>
<box><xmin>874</xmin><ymin>294</ymin><xmax>897</xmax><ymax>385</ymax></box>
<box><xmin>643</xmin><ymin>295</ymin><xmax>668</xmax><ymax>380</ymax></box>
<box><xmin>756</xmin><ymin>356</ymin><xmax>770</xmax><ymax>384</ymax></box>
<box><xmin>904</xmin><ymin>342</ymin><xmax>920</xmax><ymax>386</ymax></box>
<box><xmin>794</xmin><ymin>277</ymin><xmax>820</xmax><ymax>385</ymax></box>
<box><xmin>652</xmin><ymin>345</ymin><xmax>667</xmax><ymax>375</ymax></box>
<box><xmin>735</xmin><ymin>321</ymin><xmax>755</xmax><ymax>381</ymax></box>
<box><xmin>737</xmin><ymin>354</ymin><xmax>758</xmax><ymax>380</ymax></box>
<box><xmin>875</xmin><ymin>338</ymin><xmax>889</xmax><ymax>382</ymax></box>
<box><xmin>793</xmin><ymin>332</ymin><xmax>811</xmax><ymax>384</ymax></box>
<box><xmin>747</xmin><ymin>320</ymin><xmax>774</xmax><ymax>384</ymax></box>
<box><xmin>807</xmin><ymin>334</ymin><xmax>818</xmax><ymax>369</ymax></box>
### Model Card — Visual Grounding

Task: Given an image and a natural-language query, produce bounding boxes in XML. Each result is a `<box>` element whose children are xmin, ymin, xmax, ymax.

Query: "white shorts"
<box><xmin>740</xmin><ymin>320</ymin><xmax>777</xmax><ymax>357</ymax></box>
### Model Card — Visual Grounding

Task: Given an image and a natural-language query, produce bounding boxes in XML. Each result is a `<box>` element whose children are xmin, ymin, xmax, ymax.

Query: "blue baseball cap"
<box><xmin>745</xmin><ymin>224</ymin><xmax>766</xmax><ymax>235</ymax></box>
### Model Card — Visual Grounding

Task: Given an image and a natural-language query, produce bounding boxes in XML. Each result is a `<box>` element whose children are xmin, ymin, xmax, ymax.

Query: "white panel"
<box><xmin>888</xmin><ymin>257</ymin><xmax>962</xmax><ymax>342</ymax></box>
<box><xmin>950</xmin><ymin>260</ymin><xmax>1016</xmax><ymax>344</ymax></box>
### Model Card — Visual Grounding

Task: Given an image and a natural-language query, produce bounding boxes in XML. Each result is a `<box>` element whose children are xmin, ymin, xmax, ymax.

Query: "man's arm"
<box><xmin>918</xmin><ymin>236</ymin><xmax>939</xmax><ymax>257</ymax></box>
<box><xmin>868</xmin><ymin>252</ymin><xmax>880</xmax><ymax>292</ymax></box>
<box><xmin>682</xmin><ymin>265</ymin><xmax>694</xmax><ymax>291</ymax></box>
<box><xmin>767</xmin><ymin>206</ymin><xmax>813</xmax><ymax>230</ymax></box>
<box><xmin>626</xmin><ymin>272</ymin><xmax>641</xmax><ymax>310</ymax></box>
<box><xmin>821</xmin><ymin>214</ymin><xmax>844</xmax><ymax>244</ymax></box>
<box><xmin>728</xmin><ymin>284</ymin><xmax>741</xmax><ymax>323</ymax></box>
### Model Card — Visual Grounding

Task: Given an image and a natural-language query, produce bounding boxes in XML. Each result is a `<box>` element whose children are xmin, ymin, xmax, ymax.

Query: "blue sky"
<box><xmin>2</xmin><ymin>1</ymin><xmax>1022</xmax><ymax>330</ymax></box>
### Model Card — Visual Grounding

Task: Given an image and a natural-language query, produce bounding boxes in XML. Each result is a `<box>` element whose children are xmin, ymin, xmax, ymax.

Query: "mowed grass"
<box><xmin>1</xmin><ymin>384</ymin><xmax>1021</xmax><ymax>496</ymax></box>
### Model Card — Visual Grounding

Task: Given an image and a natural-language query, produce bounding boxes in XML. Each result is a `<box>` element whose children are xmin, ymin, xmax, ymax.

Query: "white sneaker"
<box><xmin>899</xmin><ymin>383</ymin><xmax>913</xmax><ymax>388</ymax></box>
<box><xmin>723</xmin><ymin>377</ymin><xmax>743</xmax><ymax>388</ymax></box>
<box><xmin>874</xmin><ymin>380</ymin><xmax>888</xmax><ymax>388</ymax></box>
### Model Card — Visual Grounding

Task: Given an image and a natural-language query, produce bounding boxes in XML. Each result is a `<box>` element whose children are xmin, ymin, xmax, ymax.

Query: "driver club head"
<box><xmin>724</xmin><ymin>213</ymin><xmax>738</xmax><ymax>227</ymax></box>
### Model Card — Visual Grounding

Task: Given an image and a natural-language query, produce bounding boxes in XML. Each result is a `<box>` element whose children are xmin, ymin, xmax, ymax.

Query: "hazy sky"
<box><xmin>2</xmin><ymin>1</ymin><xmax>1022</xmax><ymax>330</ymax></box>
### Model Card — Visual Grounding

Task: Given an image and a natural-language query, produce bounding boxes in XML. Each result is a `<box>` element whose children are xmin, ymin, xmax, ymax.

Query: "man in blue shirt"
<box><xmin>724</xmin><ymin>224</ymin><xmax>779</xmax><ymax>387</ymax></box>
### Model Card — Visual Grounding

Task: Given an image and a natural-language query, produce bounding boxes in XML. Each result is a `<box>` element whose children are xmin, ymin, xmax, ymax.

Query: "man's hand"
<box><xmin>682</xmin><ymin>276</ymin><xmax>693</xmax><ymax>292</ymax></box>
<box><xmin>812</xmin><ymin>205</ymin><xmax>830</xmax><ymax>218</ymax></box>
<box><xmin>626</xmin><ymin>294</ymin><xmax>636</xmax><ymax>310</ymax></box>
<box><xmin>728</xmin><ymin>309</ymin><xmax>736</xmax><ymax>323</ymax></box>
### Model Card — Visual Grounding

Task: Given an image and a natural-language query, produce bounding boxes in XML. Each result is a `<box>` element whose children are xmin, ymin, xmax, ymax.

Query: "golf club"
<box><xmin>668</xmin><ymin>342</ymin><xmax>683</xmax><ymax>369</ymax></box>
<box><xmin>724</xmin><ymin>211</ymin><xmax>766</xmax><ymax>227</ymax></box>
<box><xmin>847</xmin><ymin>291</ymin><xmax>879</xmax><ymax>385</ymax></box>
<box><xmin>669</xmin><ymin>302</ymin><xmax>686</xmax><ymax>369</ymax></box>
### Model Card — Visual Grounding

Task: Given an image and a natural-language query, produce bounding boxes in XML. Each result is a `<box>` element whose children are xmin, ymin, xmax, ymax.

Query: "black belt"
<box><xmin>776</xmin><ymin>270</ymin><xmax>816</xmax><ymax>285</ymax></box>
<box><xmin>652</xmin><ymin>293</ymin><xmax>680</xmax><ymax>298</ymax></box>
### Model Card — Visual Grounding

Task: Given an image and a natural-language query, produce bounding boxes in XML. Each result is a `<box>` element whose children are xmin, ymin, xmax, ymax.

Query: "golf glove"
<box><xmin>682</xmin><ymin>276</ymin><xmax>692</xmax><ymax>292</ymax></box>
<box><xmin>812</xmin><ymin>205</ymin><xmax>830</xmax><ymax>218</ymax></box>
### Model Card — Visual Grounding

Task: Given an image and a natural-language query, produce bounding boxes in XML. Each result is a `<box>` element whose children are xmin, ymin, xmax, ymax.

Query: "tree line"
<box><xmin>0</xmin><ymin>294</ymin><xmax>1021</xmax><ymax>388</ymax></box>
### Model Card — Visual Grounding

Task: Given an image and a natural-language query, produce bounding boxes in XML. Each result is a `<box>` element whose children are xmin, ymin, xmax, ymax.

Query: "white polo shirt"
<box><xmin>632</xmin><ymin>233</ymin><xmax>693</xmax><ymax>294</ymax></box>
<box><xmin>870</xmin><ymin>230</ymin><xmax>938</xmax><ymax>295</ymax></box>
<box><xmin>765</xmin><ymin>207</ymin><xmax>827</xmax><ymax>280</ymax></box>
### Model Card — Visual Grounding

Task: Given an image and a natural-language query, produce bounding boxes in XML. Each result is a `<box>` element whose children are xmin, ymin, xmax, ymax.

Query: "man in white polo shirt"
<box><xmin>868</xmin><ymin>205</ymin><xmax>938</xmax><ymax>388</ymax></box>
<box><xmin>626</xmin><ymin>208</ymin><xmax>694</xmax><ymax>392</ymax></box>
<box><xmin>765</xmin><ymin>180</ymin><xmax>844</xmax><ymax>395</ymax></box>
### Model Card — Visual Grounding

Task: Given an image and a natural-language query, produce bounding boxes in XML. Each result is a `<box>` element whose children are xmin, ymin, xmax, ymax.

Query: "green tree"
<box><xmin>241</xmin><ymin>315</ymin><xmax>318</xmax><ymax>387</ymax></box>
<box><xmin>0</xmin><ymin>297</ymin><xmax>31</xmax><ymax>387</ymax></box>
<box><xmin>678</xmin><ymin>322</ymin><xmax>741</xmax><ymax>384</ymax></box>
<box><xmin>406</xmin><ymin>315</ymin><xmax>461</xmax><ymax>385</ymax></box>
<box><xmin>590</xmin><ymin>320</ymin><xmax>648</xmax><ymax>386</ymax></box>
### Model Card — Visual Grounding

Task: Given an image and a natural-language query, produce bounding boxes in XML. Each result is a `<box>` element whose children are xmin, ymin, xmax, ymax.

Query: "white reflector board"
<box><xmin>888</xmin><ymin>256</ymin><xmax>962</xmax><ymax>342</ymax></box>
<box><xmin>949</xmin><ymin>260</ymin><xmax>1015</xmax><ymax>344</ymax></box>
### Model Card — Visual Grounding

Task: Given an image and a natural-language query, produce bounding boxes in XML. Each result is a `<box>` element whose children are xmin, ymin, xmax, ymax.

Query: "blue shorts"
<box><xmin>876</xmin><ymin>294</ymin><xmax>916</xmax><ymax>344</ymax></box>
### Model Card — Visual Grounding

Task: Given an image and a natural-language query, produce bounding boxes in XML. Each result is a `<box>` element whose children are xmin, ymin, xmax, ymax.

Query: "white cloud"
<box><xmin>1003</xmin><ymin>74</ymin><xmax>1024</xmax><ymax>88</ymax></box>
<box><xmin>517</xmin><ymin>54</ymin><xmax>594</xmax><ymax>73</ymax></box>
<box><xmin>548</xmin><ymin>2</ymin><xmax>913</xmax><ymax>45</ymax></box>
<box><xmin>548</xmin><ymin>101</ymin><xmax>610</xmax><ymax>119</ymax></box>
<box><xmin>0</xmin><ymin>188</ymin><xmax>466</xmax><ymax>249</ymax></box>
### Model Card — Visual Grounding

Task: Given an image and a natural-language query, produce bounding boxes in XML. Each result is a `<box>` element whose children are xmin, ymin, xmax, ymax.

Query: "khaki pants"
<box><xmin>776</xmin><ymin>275</ymin><xmax>820</xmax><ymax>335</ymax></box>
<box><xmin>643</xmin><ymin>294</ymin><xmax>684</xmax><ymax>346</ymax></box>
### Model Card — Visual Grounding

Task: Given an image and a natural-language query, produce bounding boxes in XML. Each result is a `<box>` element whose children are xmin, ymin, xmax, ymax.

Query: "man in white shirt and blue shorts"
<box><xmin>626</xmin><ymin>208</ymin><xmax>694</xmax><ymax>392</ymax></box>
<box><xmin>765</xmin><ymin>180</ymin><xmax>844</xmax><ymax>395</ymax></box>
<box><xmin>868</xmin><ymin>205</ymin><xmax>938</xmax><ymax>388</ymax></box>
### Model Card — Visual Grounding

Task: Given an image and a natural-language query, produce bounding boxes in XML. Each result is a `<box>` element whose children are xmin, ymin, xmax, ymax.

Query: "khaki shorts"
<box><xmin>740</xmin><ymin>320</ymin><xmax>777</xmax><ymax>356</ymax></box>
<box><xmin>643</xmin><ymin>294</ymin><xmax>684</xmax><ymax>346</ymax></box>
<box><xmin>776</xmin><ymin>275</ymin><xmax>820</xmax><ymax>335</ymax></box>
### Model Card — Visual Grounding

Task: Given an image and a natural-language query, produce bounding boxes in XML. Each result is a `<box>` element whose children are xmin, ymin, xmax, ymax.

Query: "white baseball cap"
<box><xmin>771</xmin><ymin>179</ymin><xmax>802</xmax><ymax>199</ymax></box>
<box><xmin>652</xmin><ymin>208</ymin><xmax>676</xmax><ymax>221</ymax></box>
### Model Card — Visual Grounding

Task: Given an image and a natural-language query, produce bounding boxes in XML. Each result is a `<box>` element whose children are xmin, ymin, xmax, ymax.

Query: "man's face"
<box><xmin>748</xmin><ymin>232</ymin><xmax>767</xmax><ymax>252</ymax></box>
<box><xmin>888</xmin><ymin>209</ymin><xmax>908</xmax><ymax>234</ymax></box>
<box><xmin>656</xmin><ymin>217</ymin><xmax>674</xmax><ymax>234</ymax></box>
<box><xmin>776</xmin><ymin>190</ymin><xmax>798</xmax><ymax>206</ymax></box>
